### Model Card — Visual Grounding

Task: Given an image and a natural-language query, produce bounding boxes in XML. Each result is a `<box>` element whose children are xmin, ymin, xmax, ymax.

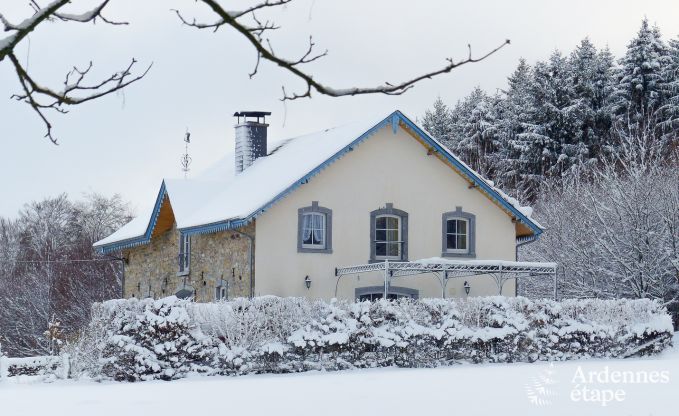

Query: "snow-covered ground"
<box><xmin>2</xmin><ymin>335</ymin><xmax>677</xmax><ymax>416</ymax></box>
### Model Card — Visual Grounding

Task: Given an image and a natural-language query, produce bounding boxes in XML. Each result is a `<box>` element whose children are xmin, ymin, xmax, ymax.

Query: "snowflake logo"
<box><xmin>524</xmin><ymin>362</ymin><xmax>558</xmax><ymax>406</ymax></box>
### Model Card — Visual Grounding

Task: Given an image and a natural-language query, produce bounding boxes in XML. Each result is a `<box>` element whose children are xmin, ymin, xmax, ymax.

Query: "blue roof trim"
<box><xmin>96</xmin><ymin>181</ymin><xmax>169</xmax><ymax>253</ymax></box>
<box><xmin>393</xmin><ymin>111</ymin><xmax>542</xmax><ymax>236</ymax></box>
<box><xmin>100</xmin><ymin>110</ymin><xmax>541</xmax><ymax>244</ymax></box>
<box><xmin>179</xmin><ymin>117</ymin><xmax>391</xmax><ymax>236</ymax></box>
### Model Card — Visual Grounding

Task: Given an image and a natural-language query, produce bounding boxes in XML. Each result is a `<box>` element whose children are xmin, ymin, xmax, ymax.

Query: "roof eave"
<box><xmin>94</xmin><ymin>181</ymin><xmax>169</xmax><ymax>253</ymax></box>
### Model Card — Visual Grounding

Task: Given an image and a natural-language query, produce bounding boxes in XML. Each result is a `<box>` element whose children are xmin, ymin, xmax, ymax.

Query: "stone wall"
<box><xmin>122</xmin><ymin>222</ymin><xmax>255</xmax><ymax>302</ymax></box>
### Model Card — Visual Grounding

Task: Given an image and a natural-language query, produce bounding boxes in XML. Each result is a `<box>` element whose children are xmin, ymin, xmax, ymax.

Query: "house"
<box><xmin>94</xmin><ymin>110</ymin><xmax>545</xmax><ymax>302</ymax></box>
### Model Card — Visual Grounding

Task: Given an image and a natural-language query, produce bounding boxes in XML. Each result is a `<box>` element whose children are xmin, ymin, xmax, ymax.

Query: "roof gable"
<box><xmin>95</xmin><ymin>110</ymin><xmax>542</xmax><ymax>253</ymax></box>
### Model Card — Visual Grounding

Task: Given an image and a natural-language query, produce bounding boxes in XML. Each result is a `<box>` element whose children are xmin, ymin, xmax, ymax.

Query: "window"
<box><xmin>370</xmin><ymin>203</ymin><xmax>408</xmax><ymax>261</ymax></box>
<box><xmin>356</xmin><ymin>286</ymin><xmax>418</xmax><ymax>301</ymax></box>
<box><xmin>441</xmin><ymin>207</ymin><xmax>476</xmax><ymax>258</ymax></box>
<box><xmin>297</xmin><ymin>202</ymin><xmax>332</xmax><ymax>253</ymax></box>
<box><xmin>215</xmin><ymin>281</ymin><xmax>228</xmax><ymax>301</ymax></box>
<box><xmin>375</xmin><ymin>215</ymin><xmax>401</xmax><ymax>259</ymax></box>
<box><xmin>178</xmin><ymin>234</ymin><xmax>191</xmax><ymax>274</ymax></box>
<box><xmin>358</xmin><ymin>292</ymin><xmax>405</xmax><ymax>302</ymax></box>
<box><xmin>445</xmin><ymin>218</ymin><xmax>468</xmax><ymax>252</ymax></box>
<box><xmin>302</xmin><ymin>212</ymin><xmax>326</xmax><ymax>249</ymax></box>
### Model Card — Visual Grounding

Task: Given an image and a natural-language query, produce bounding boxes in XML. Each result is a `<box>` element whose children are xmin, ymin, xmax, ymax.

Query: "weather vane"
<box><xmin>181</xmin><ymin>129</ymin><xmax>192</xmax><ymax>179</ymax></box>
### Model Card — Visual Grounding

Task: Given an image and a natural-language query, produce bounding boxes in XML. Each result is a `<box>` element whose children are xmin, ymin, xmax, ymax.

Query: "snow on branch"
<box><xmin>2</xmin><ymin>0</ymin><xmax>509</xmax><ymax>142</ymax></box>
<box><xmin>0</xmin><ymin>0</ymin><xmax>146</xmax><ymax>143</ymax></box>
<box><xmin>53</xmin><ymin>0</ymin><xmax>128</xmax><ymax>26</ymax></box>
<box><xmin>177</xmin><ymin>0</ymin><xmax>510</xmax><ymax>101</ymax></box>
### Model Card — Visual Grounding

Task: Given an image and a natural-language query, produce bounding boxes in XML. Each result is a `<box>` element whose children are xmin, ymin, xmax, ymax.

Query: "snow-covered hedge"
<box><xmin>65</xmin><ymin>296</ymin><xmax>674</xmax><ymax>381</ymax></box>
<box><xmin>0</xmin><ymin>355</ymin><xmax>69</xmax><ymax>381</ymax></box>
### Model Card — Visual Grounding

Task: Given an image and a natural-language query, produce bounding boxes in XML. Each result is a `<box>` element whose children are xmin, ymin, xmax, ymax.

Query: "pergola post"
<box><xmin>383</xmin><ymin>259</ymin><xmax>390</xmax><ymax>299</ymax></box>
<box><xmin>498</xmin><ymin>263</ymin><xmax>503</xmax><ymax>295</ymax></box>
<box><xmin>553</xmin><ymin>268</ymin><xmax>558</xmax><ymax>300</ymax></box>
<box><xmin>442</xmin><ymin>271</ymin><xmax>447</xmax><ymax>299</ymax></box>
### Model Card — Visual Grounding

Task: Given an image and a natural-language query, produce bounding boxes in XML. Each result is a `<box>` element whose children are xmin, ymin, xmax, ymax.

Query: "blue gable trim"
<box><xmin>393</xmin><ymin>111</ymin><xmax>542</xmax><ymax>236</ymax></box>
<box><xmin>96</xmin><ymin>181</ymin><xmax>169</xmax><ymax>254</ymax></box>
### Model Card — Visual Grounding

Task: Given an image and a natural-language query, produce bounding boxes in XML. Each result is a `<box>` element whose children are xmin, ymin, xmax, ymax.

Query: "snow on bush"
<box><xmin>66</xmin><ymin>295</ymin><xmax>673</xmax><ymax>381</ymax></box>
<box><xmin>64</xmin><ymin>297</ymin><xmax>211</xmax><ymax>381</ymax></box>
<box><xmin>0</xmin><ymin>355</ymin><xmax>69</xmax><ymax>381</ymax></box>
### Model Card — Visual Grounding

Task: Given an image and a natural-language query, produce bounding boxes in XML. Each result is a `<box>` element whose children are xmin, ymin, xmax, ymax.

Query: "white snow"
<box><xmin>95</xmin><ymin>110</ymin><xmax>543</xmax><ymax>249</ymax></box>
<box><xmin>415</xmin><ymin>257</ymin><xmax>558</xmax><ymax>268</ymax></box>
<box><xmin>0</xmin><ymin>32</ymin><xmax>17</xmax><ymax>52</ymax></box>
<box><xmin>0</xmin><ymin>0</ymin><xmax>65</xmax><ymax>53</ymax></box>
<box><xmin>180</xmin><ymin>117</ymin><xmax>383</xmax><ymax>229</ymax></box>
<box><xmin>1</xmin><ymin>334</ymin><xmax>677</xmax><ymax>416</ymax></box>
<box><xmin>93</xmin><ymin>206</ymin><xmax>153</xmax><ymax>247</ymax></box>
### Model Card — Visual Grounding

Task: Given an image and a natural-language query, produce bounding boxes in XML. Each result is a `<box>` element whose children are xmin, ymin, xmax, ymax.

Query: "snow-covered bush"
<box><xmin>67</xmin><ymin>295</ymin><xmax>673</xmax><ymax>381</ymax></box>
<box><xmin>0</xmin><ymin>355</ymin><xmax>69</xmax><ymax>381</ymax></box>
<box><xmin>96</xmin><ymin>297</ymin><xmax>210</xmax><ymax>381</ymax></box>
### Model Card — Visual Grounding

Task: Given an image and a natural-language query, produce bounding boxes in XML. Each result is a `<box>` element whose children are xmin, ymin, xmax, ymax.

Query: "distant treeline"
<box><xmin>0</xmin><ymin>193</ymin><xmax>130</xmax><ymax>357</ymax></box>
<box><xmin>422</xmin><ymin>18</ymin><xmax>679</xmax><ymax>200</ymax></box>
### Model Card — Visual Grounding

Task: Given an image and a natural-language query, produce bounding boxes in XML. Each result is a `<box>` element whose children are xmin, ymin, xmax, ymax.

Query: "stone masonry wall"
<box><xmin>122</xmin><ymin>222</ymin><xmax>255</xmax><ymax>302</ymax></box>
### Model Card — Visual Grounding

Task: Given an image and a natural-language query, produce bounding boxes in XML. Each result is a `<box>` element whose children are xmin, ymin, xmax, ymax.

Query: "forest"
<box><xmin>421</xmin><ymin>19</ymin><xmax>679</xmax><ymax>316</ymax></box>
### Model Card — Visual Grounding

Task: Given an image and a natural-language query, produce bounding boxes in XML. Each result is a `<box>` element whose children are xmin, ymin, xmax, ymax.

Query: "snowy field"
<box><xmin>2</xmin><ymin>335</ymin><xmax>677</xmax><ymax>416</ymax></box>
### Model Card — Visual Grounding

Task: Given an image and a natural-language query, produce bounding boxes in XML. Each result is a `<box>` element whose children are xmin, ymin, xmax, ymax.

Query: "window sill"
<box><xmin>441</xmin><ymin>251</ymin><xmax>476</xmax><ymax>258</ymax></box>
<box><xmin>177</xmin><ymin>270</ymin><xmax>190</xmax><ymax>277</ymax></box>
<box><xmin>369</xmin><ymin>258</ymin><xmax>407</xmax><ymax>263</ymax></box>
<box><xmin>298</xmin><ymin>247</ymin><xmax>333</xmax><ymax>254</ymax></box>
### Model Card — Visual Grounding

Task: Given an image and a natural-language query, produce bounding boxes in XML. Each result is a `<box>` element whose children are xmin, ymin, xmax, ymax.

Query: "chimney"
<box><xmin>233</xmin><ymin>111</ymin><xmax>271</xmax><ymax>174</ymax></box>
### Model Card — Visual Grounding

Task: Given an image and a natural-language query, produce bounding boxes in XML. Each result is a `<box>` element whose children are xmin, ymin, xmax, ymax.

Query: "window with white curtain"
<box><xmin>301</xmin><ymin>212</ymin><xmax>326</xmax><ymax>249</ymax></box>
<box><xmin>297</xmin><ymin>202</ymin><xmax>333</xmax><ymax>253</ymax></box>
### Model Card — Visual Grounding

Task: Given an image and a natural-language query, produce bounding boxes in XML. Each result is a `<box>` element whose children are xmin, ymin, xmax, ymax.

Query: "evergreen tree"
<box><xmin>497</xmin><ymin>58</ymin><xmax>538</xmax><ymax>194</ymax></box>
<box><xmin>658</xmin><ymin>37</ymin><xmax>679</xmax><ymax>145</ymax></box>
<box><xmin>530</xmin><ymin>51</ymin><xmax>581</xmax><ymax>177</ymax></box>
<box><xmin>569</xmin><ymin>39</ymin><xmax>615</xmax><ymax>162</ymax></box>
<box><xmin>612</xmin><ymin>19</ymin><xmax>671</xmax><ymax>126</ymax></box>
<box><xmin>421</xmin><ymin>97</ymin><xmax>453</xmax><ymax>145</ymax></box>
<box><xmin>457</xmin><ymin>87</ymin><xmax>499</xmax><ymax>176</ymax></box>
<box><xmin>593</xmin><ymin>46</ymin><xmax>616</xmax><ymax>155</ymax></box>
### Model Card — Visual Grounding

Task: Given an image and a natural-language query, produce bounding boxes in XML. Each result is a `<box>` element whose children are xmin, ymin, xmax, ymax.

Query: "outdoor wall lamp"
<box><xmin>304</xmin><ymin>275</ymin><xmax>311</xmax><ymax>290</ymax></box>
<box><xmin>463</xmin><ymin>281</ymin><xmax>471</xmax><ymax>295</ymax></box>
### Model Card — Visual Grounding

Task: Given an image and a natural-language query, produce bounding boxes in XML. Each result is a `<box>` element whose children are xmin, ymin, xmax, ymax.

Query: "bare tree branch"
<box><xmin>2</xmin><ymin>0</ymin><xmax>508</xmax><ymax>143</ymax></box>
<box><xmin>8</xmin><ymin>51</ymin><xmax>150</xmax><ymax>144</ymax></box>
<box><xmin>0</xmin><ymin>0</ymin><xmax>70</xmax><ymax>61</ymax></box>
<box><xmin>179</xmin><ymin>0</ymin><xmax>509</xmax><ymax>101</ymax></box>
<box><xmin>1</xmin><ymin>1</ymin><xmax>148</xmax><ymax>143</ymax></box>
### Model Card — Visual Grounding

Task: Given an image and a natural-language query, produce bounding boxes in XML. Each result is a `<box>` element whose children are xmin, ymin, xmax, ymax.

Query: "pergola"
<box><xmin>334</xmin><ymin>258</ymin><xmax>558</xmax><ymax>299</ymax></box>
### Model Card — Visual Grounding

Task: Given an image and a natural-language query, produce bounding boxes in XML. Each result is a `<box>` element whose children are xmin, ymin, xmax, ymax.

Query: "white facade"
<box><xmin>255</xmin><ymin>123</ymin><xmax>518</xmax><ymax>300</ymax></box>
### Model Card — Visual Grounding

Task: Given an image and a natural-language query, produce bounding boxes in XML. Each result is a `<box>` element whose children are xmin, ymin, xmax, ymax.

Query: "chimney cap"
<box><xmin>233</xmin><ymin>111</ymin><xmax>271</xmax><ymax>124</ymax></box>
<box><xmin>233</xmin><ymin>111</ymin><xmax>271</xmax><ymax>118</ymax></box>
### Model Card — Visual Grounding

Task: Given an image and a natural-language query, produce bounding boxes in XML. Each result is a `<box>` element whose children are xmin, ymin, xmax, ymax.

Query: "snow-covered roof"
<box><xmin>95</xmin><ymin>110</ymin><xmax>543</xmax><ymax>253</ymax></box>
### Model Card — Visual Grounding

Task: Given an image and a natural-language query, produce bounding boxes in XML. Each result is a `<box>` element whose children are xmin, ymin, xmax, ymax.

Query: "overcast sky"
<box><xmin>2</xmin><ymin>0</ymin><xmax>679</xmax><ymax>218</ymax></box>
